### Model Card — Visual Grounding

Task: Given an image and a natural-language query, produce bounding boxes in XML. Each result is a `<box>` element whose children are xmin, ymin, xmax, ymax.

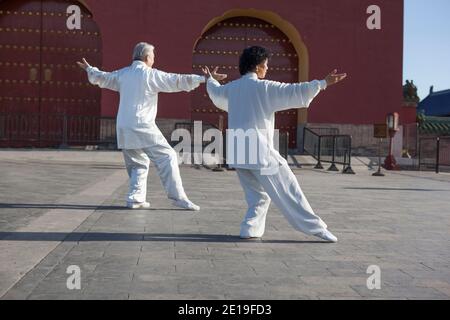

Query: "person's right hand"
<box><xmin>325</xmin><ymin>69</ymin><xmax>347</xmax><ymax>86</ymax></box>
<box><xmin>76</xmin><ymin>58</ymin><xmax>91</xmax><ymax>71</ymax></box>
<box><xmin>202</xmin><ymin>66</ymin><xmax>227</xmax><ymax>81</ymax></box>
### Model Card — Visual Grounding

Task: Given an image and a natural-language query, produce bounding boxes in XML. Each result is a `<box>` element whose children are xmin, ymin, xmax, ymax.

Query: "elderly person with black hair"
<box><xmin>77</xmin><ymin>42</ymin><xmax>226</xmax><ymax>210</ymax></box>
<box><xmin>203</xmin><ymin>46</ymin><xmax>346</xmax><ymax>242</ymax></box>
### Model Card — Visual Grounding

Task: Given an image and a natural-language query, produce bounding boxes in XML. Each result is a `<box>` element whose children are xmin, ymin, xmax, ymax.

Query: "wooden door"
<box><xmin>39</xmin><ymin>0</ymin><xmax>101</xmax><ymax>146</ymax></box>
<box><xmin>0</xmin><ymin>0</ymin><xmax>102</xmax><ymax>147</ymax></box>
<box><xmin>0</xmin><ymin>0</ymin><xmax>41</xmax><ymax>146</ymax></box>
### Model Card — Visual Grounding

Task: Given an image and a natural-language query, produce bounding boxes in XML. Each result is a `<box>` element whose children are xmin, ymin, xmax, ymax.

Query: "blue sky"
<box><xmin>403</xmin><ymin>0</ymin><xmax>450</xmax><ymax>100</ymax></box>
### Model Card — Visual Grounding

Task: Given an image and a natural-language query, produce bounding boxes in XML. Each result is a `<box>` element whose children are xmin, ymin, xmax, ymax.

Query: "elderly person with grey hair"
<box><xmin>77</xmin><ymin>42</ymin><xmax>226</xmax><ymax>210</ymax></box>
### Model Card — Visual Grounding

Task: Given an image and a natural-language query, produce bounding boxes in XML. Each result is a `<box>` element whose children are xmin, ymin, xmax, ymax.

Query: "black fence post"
<box><xmin>372</xmin><ymin>138</ymin><xmax>385</xmax><ymax>177</ymax></box>
<box><xmin>436</xmin><ymin>137</ymin><xmax>440</xmax><ymax>174</ymax></box>
<box><xmin>327</xmin><ymin>136</ymin><xmax>339</xmax><ymax>171</ymax></box>
<box><xmin>343</xmin><ymin>136</ymin><xmax>355</xmax><ymax>174</ymax></box>
<box><xmin>314</xmin><ymin>136</ymin><xmax>324</xmax><ymax>169</ymax></box>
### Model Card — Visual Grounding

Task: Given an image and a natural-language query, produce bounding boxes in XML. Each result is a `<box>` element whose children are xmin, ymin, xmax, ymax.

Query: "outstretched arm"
<box><xmin>202</xmin><ymin>66</ymin><xmax>229</xmax><ymax>112</ymax></box>
<box><xmin>77</xmin><ymin>58</ymin><xmax>120</xmax><ymax>92</ymax></box>
<box><xmin>150</xmin><ymin>69</ymin><xmax>207</xmax><ymax>93</ymax></box>
<box><xmin>266</xmin><ymin>69</ymin><xmax>347</xmax><ymax>112</ymax></box>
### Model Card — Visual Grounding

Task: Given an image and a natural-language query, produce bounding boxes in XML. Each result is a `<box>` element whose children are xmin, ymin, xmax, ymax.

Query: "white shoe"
<box><xmin>314</xmin><ymin>230</ymin><xmax>338</xmax><ymax>243</ymax></box>
<box><xmin>126</xmin><ymin>202</ymin><xmax>151</xmax><ymax>209</ymax></box>
<box><xmin>172</xmin><ymin>199</ymin><xmax>200</xmax><ymax>211</ymax></box>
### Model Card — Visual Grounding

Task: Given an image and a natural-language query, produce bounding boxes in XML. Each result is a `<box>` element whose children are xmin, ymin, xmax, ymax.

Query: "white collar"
<box><xmin>243</xmin><ymin>72</ymin><xmax>258</xmax><ymax>80</ymax></box>
<box><xmin>132</xmin><ymin>60</ymin><xmax>148</xmax><ymax>67</ymax></box>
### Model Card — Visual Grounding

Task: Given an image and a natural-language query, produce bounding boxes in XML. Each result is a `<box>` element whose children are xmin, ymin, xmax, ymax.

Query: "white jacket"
<box><xmin>206</xmin><ymin>72</ymin><xmax>327</xmax><ymax>170</ymax></box>
<box><xmin>87</xmin><ymin>61</ymin><xmax>205</xmax><ymax>149</ymax></box>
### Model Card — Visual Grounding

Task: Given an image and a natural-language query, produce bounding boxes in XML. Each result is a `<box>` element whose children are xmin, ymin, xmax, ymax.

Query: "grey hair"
<box><xmin>132</xmin><ymin>42</ymin><xmax>155</xmax><ymax>61</ymax></box>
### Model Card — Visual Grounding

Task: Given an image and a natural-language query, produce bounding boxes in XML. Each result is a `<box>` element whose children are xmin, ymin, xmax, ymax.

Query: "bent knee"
<box><xmin>154</xmin><ymin>149</ymin><xmax>179</xmax><ymax>166</ymax></box>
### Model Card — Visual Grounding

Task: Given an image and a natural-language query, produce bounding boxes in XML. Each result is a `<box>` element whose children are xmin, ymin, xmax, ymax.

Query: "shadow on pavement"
<box><xmin>0</xmin><ymin>232</ymin><xmax>325</xmax><ymax>244</ymax></box>
<box><xmin>343</xmin><ymin>187</ymin><xmax>450</xmax><ymax>192</ymax></box>
<box><xmin>0</xmin><ymin>203</ymin><xmax>190</xmax><ymax>211</ymax></box>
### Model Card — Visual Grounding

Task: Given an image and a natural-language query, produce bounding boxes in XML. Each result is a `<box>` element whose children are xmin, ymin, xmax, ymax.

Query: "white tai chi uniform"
<box><xmin>206</xmin><ymin>72</ymin><xmax>329</xmax><ymax>238</ymax></box>
<box><xmin>86</xmin><ymin>61</ymin><xmax>205</xmax><ymax>204</ymax></box>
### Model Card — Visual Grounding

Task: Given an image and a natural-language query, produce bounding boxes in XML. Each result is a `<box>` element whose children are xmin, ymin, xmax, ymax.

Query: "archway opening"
<box><xmin>191</xmin><ymin>10</ymin><xmax>309</xmax><ymax>148</ymax></box>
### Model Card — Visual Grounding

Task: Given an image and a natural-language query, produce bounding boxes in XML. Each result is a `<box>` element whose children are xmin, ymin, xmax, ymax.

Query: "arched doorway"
<box><xmin>0</xmin><ymin>0</ymin><xmax>102</xmax><ymax>147</ymax></box>
<box><xmin>192</xmin><ymin>16</ymin><xmax>302</xmax><ymax>148</ymax></box>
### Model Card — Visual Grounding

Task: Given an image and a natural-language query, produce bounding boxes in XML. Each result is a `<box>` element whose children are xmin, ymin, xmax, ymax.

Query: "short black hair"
<box><xmin>239</xmin><ymin>46</ymin><xmax>271</xmax><ymax>76</ymax></box>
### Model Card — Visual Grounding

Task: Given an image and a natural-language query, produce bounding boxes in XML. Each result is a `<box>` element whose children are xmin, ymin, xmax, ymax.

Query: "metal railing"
<box><xmin>0</xmin><ymin>113</ymin><xmax>116</xmax><ymax>148</ymax></box>
<box><xmin>308</xmin><ymin>127</ymin><xmax>340</xmax><ymax>136</ymax></box>
<box><xmin>418</xmin><ymin>136</ymin><xmax>450</xmax><ymax>173</ymax></box>
<box><xmin>303</xmin><ymin>127</ymin><xmax>355</xmax><ymax>174</ymax></box>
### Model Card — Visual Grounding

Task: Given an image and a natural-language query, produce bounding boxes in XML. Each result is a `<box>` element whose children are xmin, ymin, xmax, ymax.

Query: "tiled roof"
<box><xmin>419</xmin><ymin>116</ymin><xmax>450</xmax><ymax>135</ymax></box>
<box><xmin>418</xmin><ymin>89</ymin><xmax>450</xmax><ymax>117</ymax></box>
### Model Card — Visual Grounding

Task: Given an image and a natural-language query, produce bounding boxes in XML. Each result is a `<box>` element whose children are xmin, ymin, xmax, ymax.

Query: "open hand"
<box><xmin>325</xmin><ymin>69</ymin><xmax>347</xmax><ymax>86</ymax></box>
<box><xmin>202</xmin><ymin>66</ymin><xmax>228</xmax><ymax>81</ymax></box>
<box><xmin>76</xmin><ymin>58</ymin><xmax>91</xmax><ymax>71</ymax></box>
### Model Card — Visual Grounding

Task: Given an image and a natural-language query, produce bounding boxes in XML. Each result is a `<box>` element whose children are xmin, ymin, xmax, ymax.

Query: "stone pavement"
<box><xmin>0</xmin><ymin>150</ymin><xmax>449</xmax><ymax>300</ymax></box>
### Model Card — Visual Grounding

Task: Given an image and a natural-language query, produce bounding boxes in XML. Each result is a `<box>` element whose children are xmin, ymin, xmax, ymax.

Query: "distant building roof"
<box><xmin>419</xmin><ymin>115</ymin><xmax>450</xmax><ymax>135</ymax></box>
<box><xmin>418</xmin><ymin>87</ymin><xmax>450</xmax><ymax>117</ymax></box>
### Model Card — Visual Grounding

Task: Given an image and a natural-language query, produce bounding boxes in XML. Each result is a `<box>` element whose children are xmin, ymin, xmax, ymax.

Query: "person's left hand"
<box><xmin>76</xmin><ymin>58</ymin><xmax>91</xmax><ymax>71</ymax></box>
<box><xmin>202</xmin><ymin>66</ymin><xmax>227</xmax><ymax>81</ymax></box>
<box><xmin>325</xmin><ymin>69</ymin><xmax>347</xmax><ymax>86</ymax></box>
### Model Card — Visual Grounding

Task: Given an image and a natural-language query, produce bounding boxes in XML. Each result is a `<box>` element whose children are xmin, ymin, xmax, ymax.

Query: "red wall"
<box><xmin>85</xmin><ymin>0</ymin><xmax>404</xmax><ymax>125</ymax></box>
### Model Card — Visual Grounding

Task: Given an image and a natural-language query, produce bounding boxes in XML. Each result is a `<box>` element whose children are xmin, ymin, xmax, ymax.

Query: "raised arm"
<box><xmin>203</xmin><ymin>66</ymin><xmax>229</xmax><ymax>112</ymax></box>
<box><xmin>77</xmin><ymin>58</ymin><xmax>120</xmax><ymax>92</ymax></box>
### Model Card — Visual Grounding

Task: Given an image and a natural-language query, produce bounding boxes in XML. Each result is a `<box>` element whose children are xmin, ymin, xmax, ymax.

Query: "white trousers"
<box><xmin>122</xmin><ymin>140</ymin><xmax>187</xmax><ymax>204</ymax></box>
<box><xmin>236</xmin><ymin>163</ymin><xmax>328</xmax><ymax>238</ymax></box>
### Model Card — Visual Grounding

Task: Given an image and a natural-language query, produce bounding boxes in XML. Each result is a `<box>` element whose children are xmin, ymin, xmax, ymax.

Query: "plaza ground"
<box><xmin>0</xmin><ymin>150</ymin><xmax>449</xmax><ymax>299</ymax></box>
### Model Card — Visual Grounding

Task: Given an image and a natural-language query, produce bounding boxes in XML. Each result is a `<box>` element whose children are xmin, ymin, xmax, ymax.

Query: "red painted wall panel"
<box><xmin>84</xmin><ymin>0</ymin><xmax>404</xmax><ymax>125</ymax></box>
